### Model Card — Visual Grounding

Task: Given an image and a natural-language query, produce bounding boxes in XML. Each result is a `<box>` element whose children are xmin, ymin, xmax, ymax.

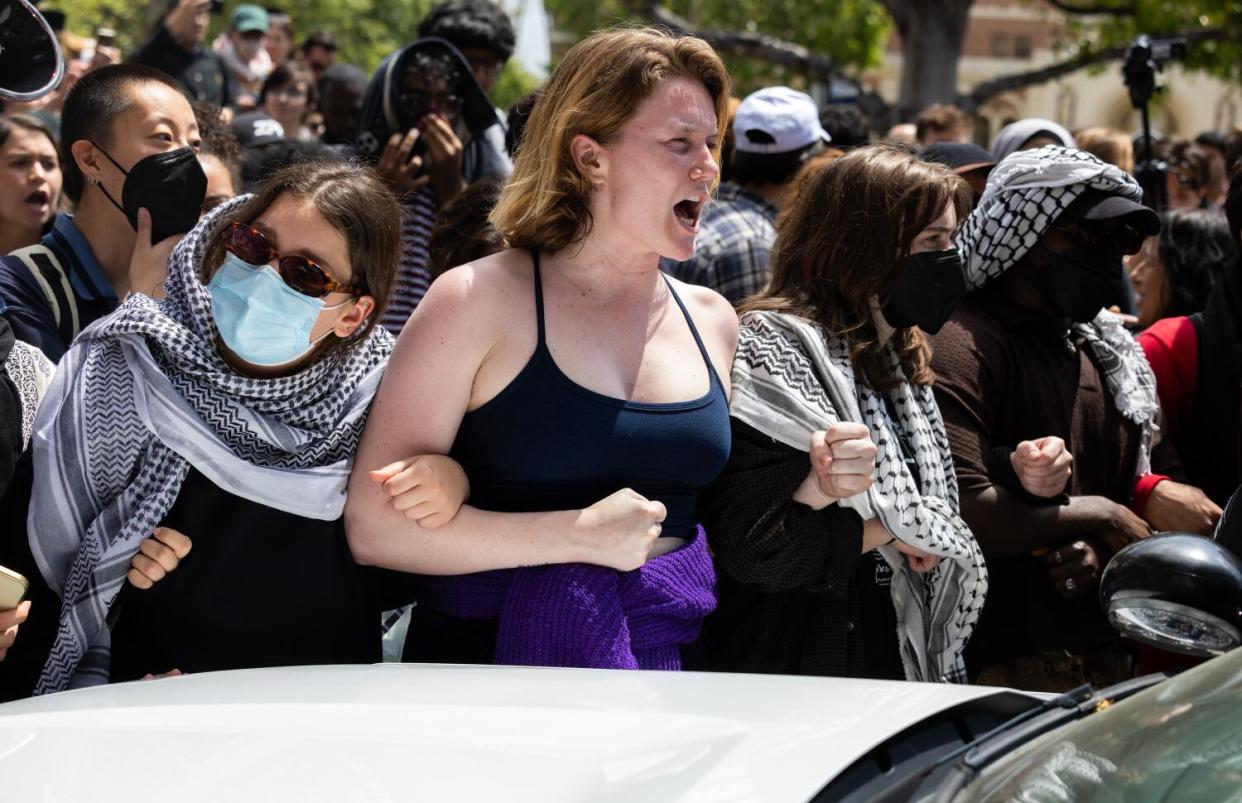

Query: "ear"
<box><xmin>569</xmin><ymin>133</ymin><xmax>607</xmax><ymax>189</ymax></box>
<box><xmin>333</xmin><ymin>295</ymin><xmax>375</xmax><ymax>338</ymax></box>
<box><xmin>70</xmin><ymin>140</ymin><xmax>102</xmax><ymax>185</ymax></box>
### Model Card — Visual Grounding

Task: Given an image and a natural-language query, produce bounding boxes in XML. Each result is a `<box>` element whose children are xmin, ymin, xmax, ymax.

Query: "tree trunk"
<box><xmin>882</xmin><ymin>0</ymin><xmax>974</xmax><ymax>118</ymax></box>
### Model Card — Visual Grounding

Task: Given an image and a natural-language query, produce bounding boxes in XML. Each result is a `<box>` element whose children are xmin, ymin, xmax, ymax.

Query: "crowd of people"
<box><xmin>0</xmin><ymin>0</ymin><xmax>1240</xmax><ymax>700</ymax></box>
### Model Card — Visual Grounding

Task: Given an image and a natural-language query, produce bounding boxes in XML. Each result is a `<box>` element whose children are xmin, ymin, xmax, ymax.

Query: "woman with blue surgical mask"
<box><xmin>16</xmin><ymin>160</ymin><xmax>470</xmax><ymax>695</ymax></box>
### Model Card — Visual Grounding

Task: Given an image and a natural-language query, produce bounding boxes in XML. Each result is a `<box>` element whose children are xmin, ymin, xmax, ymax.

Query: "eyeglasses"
<box><xmin>220</xmin><ymin>222</ymin><xmax>360</xmax><ymax>298</ymax></box>
<box><xmin>398</xmin><ymin>89</ymin><xmax>463</xmax><ymax>117</ymax></box>
<box><xmin>1051</xmin><ymin>220</ymin><xmax>1147</xmax><ymax>256</ymax></box>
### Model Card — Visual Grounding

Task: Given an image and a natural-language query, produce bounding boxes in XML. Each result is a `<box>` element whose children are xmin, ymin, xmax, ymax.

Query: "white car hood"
<box><xmin>0</xmin><ymin>664</ymin><xmax>1009</xmax><ymax>802</ymax></box>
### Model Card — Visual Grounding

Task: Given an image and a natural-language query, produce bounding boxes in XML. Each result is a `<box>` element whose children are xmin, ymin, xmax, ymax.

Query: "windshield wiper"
<box><xmin>918</xmin><ymin>674</ymin><xmax>1168</xmax><ymax>802</ymax></box>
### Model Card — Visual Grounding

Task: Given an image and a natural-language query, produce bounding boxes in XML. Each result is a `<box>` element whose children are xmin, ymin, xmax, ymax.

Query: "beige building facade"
<box><xmin>869</xmin><ymin>0</ymin><xmax>1240</xmax><ymax>141</ymax></box>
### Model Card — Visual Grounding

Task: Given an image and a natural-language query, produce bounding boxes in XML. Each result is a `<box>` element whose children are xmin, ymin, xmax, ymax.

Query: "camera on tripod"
<box><xmin>1124</xmin><ymin>35</ymin><xmax>1187</xmax><ymax>212</ymax></box>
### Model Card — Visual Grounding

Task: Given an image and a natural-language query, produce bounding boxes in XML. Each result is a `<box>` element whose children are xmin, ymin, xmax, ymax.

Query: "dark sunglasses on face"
<box><xmin>1051</xmin><ymin>220</ymin><xmax>1147</xmax><ymax>256</ymax></box>
<box><xmin>399</xmin><ymin>89</ymin><xmax>463</xmax><ymax>117</ymax></box>
<box><xmin>220</xmin><ymin>222</ymin><xmax>360</xmax><ymax>298</ymax></box>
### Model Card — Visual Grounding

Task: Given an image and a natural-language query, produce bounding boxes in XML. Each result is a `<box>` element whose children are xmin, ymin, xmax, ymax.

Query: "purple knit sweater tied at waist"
<box><xmin>415</xmin><ymin>526</ymin><xmax>716</xmax><ymax>671</ymax></box>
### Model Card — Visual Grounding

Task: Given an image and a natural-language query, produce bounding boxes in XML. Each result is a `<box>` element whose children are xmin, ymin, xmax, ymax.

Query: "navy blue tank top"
<box><xmin>449</xmin><ymin>253</ymin><xmax>732</xmax><ymax>538</ymax></box>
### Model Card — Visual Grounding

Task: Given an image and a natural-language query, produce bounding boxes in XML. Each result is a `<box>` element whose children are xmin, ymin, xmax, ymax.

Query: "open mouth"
<box><xmin>25</xmin><ymin>190</ymin><xmax>50</xmax><ymax>210</ymax></box>
<box><xmin>673</xmin><ymin>196</ymin><xmax>705</xmax><ymax>231</ymax></box>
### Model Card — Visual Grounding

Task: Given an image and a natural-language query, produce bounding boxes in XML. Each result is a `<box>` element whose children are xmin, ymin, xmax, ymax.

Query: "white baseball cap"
<box><xmin>733</xmin><ymin>86</ymin><xmax>831</xmax><ymax>155</ymax></box>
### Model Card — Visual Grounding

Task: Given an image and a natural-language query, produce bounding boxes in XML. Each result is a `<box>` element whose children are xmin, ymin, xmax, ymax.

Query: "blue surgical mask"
<box><xmin>207</xmin><ymin>252</ymin><xmax>349</xmax><ymax>367</ymax></box>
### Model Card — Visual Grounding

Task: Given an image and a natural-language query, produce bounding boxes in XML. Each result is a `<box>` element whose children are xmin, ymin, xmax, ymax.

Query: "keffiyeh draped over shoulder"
<box><xmin>731</xmin><ymin>311</ymin><xmax>988</xmax><ymax>683</ymax></box>
<box><xmin>955</xmin><ymin>145</ymin><xmax>1159</xmax><ymax>475</ymax></box>
<box><xmin>28</xmin><ymin>197</ymin><xmax>393</xmax><ymax>694</ymax></box>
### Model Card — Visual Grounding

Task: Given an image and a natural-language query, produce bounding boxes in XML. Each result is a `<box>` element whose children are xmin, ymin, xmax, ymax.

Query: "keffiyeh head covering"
<box><xmin>732</xmin><ymin>311</ymin><xmax>988</xmax><ymax>683</ymax></box>
<box><xmin>28</xmin><ymin>197</ymin><xmax>393</xmax><ymax>693</ymax></box>
<box><xmin>954</xmin><ymin>145</ymin><xmax>1159</xmax><ymax>475</ymax></box>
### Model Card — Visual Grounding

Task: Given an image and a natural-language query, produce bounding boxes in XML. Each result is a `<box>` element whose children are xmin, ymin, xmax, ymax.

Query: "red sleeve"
<box><xmin>1133</xmin><ymin>472</ymin><xmax>1169</xmax><ymax>514</ymax></box>
<box><xmin>1136</xmin><ymin>316</ymin><xmax>1198</xmax><ymax>440</ymax></box>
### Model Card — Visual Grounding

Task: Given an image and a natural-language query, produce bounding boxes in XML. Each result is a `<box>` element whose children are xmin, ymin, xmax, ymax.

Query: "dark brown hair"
<box><xmin>0</xmin><ymin>114</ymin><xmax>58</xmax><ymax>156</ymax></box>
<box><xmin>201</xmin><ymin>160</ymin><xmax>402</xmax><ymax>356</ymax></box>
<box><xmin>429</xmin><ymin>175</ymin><xmax>505</xmax><ymax>276</ymax></box>
<box><xmin>261</xmin><ymin>61</ymin><xmax>318</xmax><ymax>110</ymax></box>
<box><xmin>743</xmin><ymin>144</ymin><xmax>971</xmax><ymax>389</ymax></box>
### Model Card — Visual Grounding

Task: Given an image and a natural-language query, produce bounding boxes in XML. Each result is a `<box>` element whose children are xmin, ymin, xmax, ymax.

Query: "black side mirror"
<box><xmin>1101</xmin><ymin>533</ymin><xmax>1242</xmax><ymax>657</ymax></box>
<box><xmin>0</xmin><ymin>0</ymin><xmax>65</xmax><ymax>101</ymax></box>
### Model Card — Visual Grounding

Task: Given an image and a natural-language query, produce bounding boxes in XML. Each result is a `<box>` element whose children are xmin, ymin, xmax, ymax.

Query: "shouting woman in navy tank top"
<box><xmin>344</xmin><ymin>28</ymin><xmax>739</xmax><ymax>670</ymax></box>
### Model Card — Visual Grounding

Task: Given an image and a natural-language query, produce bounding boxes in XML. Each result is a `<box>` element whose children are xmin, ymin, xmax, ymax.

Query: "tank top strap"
<box><xmin>531</xmin><ymin>249</ymin><xmax>546</xmax><ymax>346</ymax></box>
<box><xmin>661</xmin><ymin>274</ymin><xmax>716</xmax><ymax>376</ymax></box>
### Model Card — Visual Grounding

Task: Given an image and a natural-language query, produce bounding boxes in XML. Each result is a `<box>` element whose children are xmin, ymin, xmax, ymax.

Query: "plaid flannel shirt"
<box><xmin>662</xmin><ymin>183</ymin><xmax>778</xmax><ymax>303</ymax></box>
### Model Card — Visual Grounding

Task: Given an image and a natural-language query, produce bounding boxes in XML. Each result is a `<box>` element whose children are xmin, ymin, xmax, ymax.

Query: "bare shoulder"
<box><xmin>664</xmin><ymin>276</ymin><xmax>739</xmax><ymax>387</ymax></box>
<box><xmin>417</xmin><ymin>249</ymin><xmax>532</xmax><ymax>316</ymax></box>
<box><xmin>666</xmin><ymin>276</ymin><xmax>740</xmax><ymax>353</ymax></box>
<box><xmin>388</xmin><ymin>249</ymin><xmax>534</xmax><ymax>366</ymax></box>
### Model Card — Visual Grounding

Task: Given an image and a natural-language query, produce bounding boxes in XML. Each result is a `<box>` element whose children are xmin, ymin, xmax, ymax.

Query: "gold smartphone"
<box><xmin>0</xmin><ymin>565</ymin><xmax>29</xmax><ymax>611</ymax></box>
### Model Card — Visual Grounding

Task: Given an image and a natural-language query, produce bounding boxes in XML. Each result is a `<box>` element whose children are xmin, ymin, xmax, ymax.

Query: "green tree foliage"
<box><xmin>54</xmin><ymin>0</ymin><xmax>434</xmax><ymax>73</ymax></box>
<box><xmin>543</xmin><ymin>0</ymin><xmax>891</xmax><ymax>95</ymax></box>
<box><xmin>53</xmin><ymin>0</ymin><xmax>539</xmax><ymax>106</ymax></box>
<box><xmin>1063</xmin><ymin>0</ymin><xmax>1242</xmax><ymax>84</ymax></box>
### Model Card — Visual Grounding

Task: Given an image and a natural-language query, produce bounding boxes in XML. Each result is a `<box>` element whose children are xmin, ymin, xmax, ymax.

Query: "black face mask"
<box><xmin>1037</xmin><ymin>244</ymin><xmax>1125</xmax><ymax>323</ymax></box>
<box><xmin>880</xmin><ymin>248</ymin><xmax>968</xmax><ymax>335</ymax></box>
<box><xmin>92</xmin><ymin>144</ymin><xmax>207</xmax><ymax>244</ymax></box>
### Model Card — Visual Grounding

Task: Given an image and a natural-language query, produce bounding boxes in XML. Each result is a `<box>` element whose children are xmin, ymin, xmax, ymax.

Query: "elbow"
<box><xmin>343</xmin><ymin>499</ymin><xmax>382</xmax><ymax>567</ymax></box>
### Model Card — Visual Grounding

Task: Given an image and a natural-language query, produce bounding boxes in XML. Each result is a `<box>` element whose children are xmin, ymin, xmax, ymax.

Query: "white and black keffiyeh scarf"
<box><xmin>732</xmin><ymin>311</ymin><xmax>988</xmax><ymax>683</ymax></box>
<box><xmin>28</xmin><ymin>197</ymin><xmax>393</xmax><ymax>693</ymax></box>
<box><xmin>956</xmin><ymin>145</ymin><xmax>1159</xmax><ymax>475</ymax></box>
<box><xmin>3</xmin><ymin>338</ymin><xmax>54</xmax><ymax>449</ymax></box>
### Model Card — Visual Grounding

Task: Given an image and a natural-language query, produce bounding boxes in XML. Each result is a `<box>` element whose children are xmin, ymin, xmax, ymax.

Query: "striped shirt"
<box><xmin>382</xmin><ymin>187</ymin><xmax>439</xmax><ymax>336</ymax></box>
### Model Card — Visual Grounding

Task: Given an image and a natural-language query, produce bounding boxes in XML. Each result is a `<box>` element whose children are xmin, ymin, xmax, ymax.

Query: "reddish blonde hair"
<box><xmin>490</xmin><ymin>27</ymin><xmax>730</xmax><ymax>254</ymax></box>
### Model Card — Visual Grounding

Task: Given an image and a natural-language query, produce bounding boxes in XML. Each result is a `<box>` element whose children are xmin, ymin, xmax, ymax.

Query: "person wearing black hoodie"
<box><xmin>355</xmin><ymin>37</ymin><xmax>511</xmax><ymax>335</ymax></box>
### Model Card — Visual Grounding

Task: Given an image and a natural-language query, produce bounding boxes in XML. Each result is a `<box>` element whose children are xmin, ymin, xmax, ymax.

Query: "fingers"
<box><xmin>1046</xmin><ymin>541</ymin><xmax>1099</xmax><ymax>595</ymax></box>
<box><xmin>823</xmin><ymin>422</ymin><xmax>871</xmax><ymax>445</ymax></box>
<box><xmin>136</xmin><ymin>207</ymin><xmax>153</xmax><ymax>247</ymax></box>
<box><xmin>421</xmin><ymin>115</ymin><xmax>461</xmax><ymax>158</ymax></box>
<box><xmin>819</xmin><ymin>473</ymin><xmax>874</xmax><ymax>497</ymax></box>
<box><xmin>905</xmin><ymin>554</ymin><xmax>939</xmax><ymax>573</ymax></box>
<box><xmin>2</xmin><ymin>599</ymin><xmax>39</xmax><ymax>664</ymax></box>
<box><xmin>369</xmin><ymin>458</ymin><xmax>411</xmax><ymax>484</ymax></box>
<box><xmin>139</xmin><ymin>536</ymin><xmax>182</xmax><ymax>573</ymax></box>
<box><xmin>152</xmin><ymin>527</ymin><xmax>192</xmax><ymax>559</ymax></box>
<box><xmin>393</xmin><ymin>485</ymin><xmax>441</xmax><ymax>512</ymax></box>
<box><xmin>809</xmin><ymin>430</ymin><xmax>831</xmax><ymax>469</ymax></box>
<box><xmin>129</xmin><ymin>528</ymin><xmax>191</xmax><ymax>589</ymax></box>
<box><xmin>130</xmin><ymin>553</ymin><xmax>167</xmax><ymax>585</ymax></box>
<box><xmin>127</xmin><ymin>567</ymin><xmax>155</xmax><ymax>590</ymax></box>
<box><xmin>376</xmin><ymin>130</ymin><xmax>426</xmax><ymax>195</ymax></box>
<box><xmin>1034</xmin><ymin>436</ymin><xmax>1068</xmax><ymax>460</ymax></box>
<box><xmin>648</xmin><ymin>500</ymin><xmax>667</xmax><ymax>524</ymax></box>
<box><xmin>822</xmin><ymin>455</ymin><xmax>875</xmax><ymax>476</ymax></box>
<box><xmin>377</xmin><ymin>459</ymin><xmax>435</xmax><ymax>497</ymax></box>
<box><xmin>0</xmin><ymin>600</ymin><xmax>30</xmax><ymax>632</ymax></box>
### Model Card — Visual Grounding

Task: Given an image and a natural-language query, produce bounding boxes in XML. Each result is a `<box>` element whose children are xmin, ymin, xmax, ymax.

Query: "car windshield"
<box><xmin>955</xmin><ymin>649</ymin><xmax>1242</xmax><ymax>802</ymax></box>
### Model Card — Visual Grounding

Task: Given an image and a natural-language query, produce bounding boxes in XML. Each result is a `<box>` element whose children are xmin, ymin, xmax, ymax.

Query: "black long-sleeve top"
<box><xmin>129</xmin><ymin>25</ymin><xmax>234</xmax><ymax>107</ymax></box>
<box><xmin>696</xmin><ymin>419</ymin><xmax>903</xmax><ymax>679</ymax></box>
